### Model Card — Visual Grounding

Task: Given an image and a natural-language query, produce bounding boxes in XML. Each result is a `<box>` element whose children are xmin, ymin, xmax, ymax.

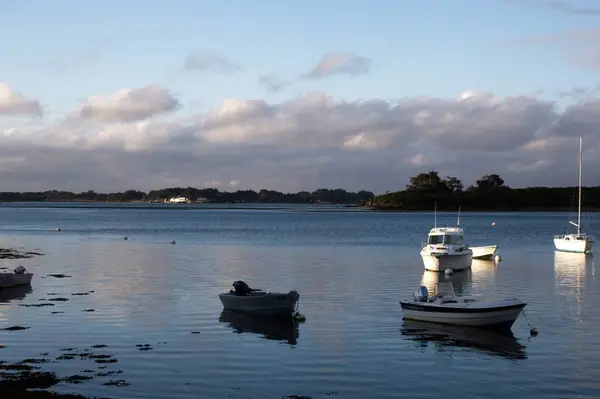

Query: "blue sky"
<box><xmin>1</xmin><ymin>0</ymin><xmax>599</xmax><ymax>192</ymax></box>
<box><xmin>1</xmin><ymin>0</ymin><xmax>598</xmax><ymax>116</ymax></box>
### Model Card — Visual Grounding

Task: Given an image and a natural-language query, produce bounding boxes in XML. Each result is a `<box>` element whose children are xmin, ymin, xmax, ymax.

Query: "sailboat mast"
<box><xmin>578</xmin><ymin>136</ymin><xmax>582</xmax><ymax>236</ymax></box>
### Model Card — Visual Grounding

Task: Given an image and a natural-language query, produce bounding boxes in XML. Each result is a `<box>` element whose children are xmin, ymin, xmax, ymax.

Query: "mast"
<box><xmin>434</xmin><ymin>202</ymin><xmax>437</xmax><ymax>228</ymax></box>
<box><xmin>577</xmin><ymin>136</ymin><xmax>582</xmax><ymax>236</ymax></box>
<box><xmin>457</xmin><ymin>206</ymin><xmax>461</xmax><ymax>227</ymax></box>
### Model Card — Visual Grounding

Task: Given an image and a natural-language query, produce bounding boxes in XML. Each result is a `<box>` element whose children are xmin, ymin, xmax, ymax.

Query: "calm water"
<box><xmin>0</xmin><ymin>204</ymin><xmax>599</xmax><ymax>398</ymax></box>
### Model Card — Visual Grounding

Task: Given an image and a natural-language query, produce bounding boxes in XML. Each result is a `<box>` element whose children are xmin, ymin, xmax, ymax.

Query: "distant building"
<box><xmin>196</xmin><ymin>196</ymin><xmax>209</xmax><ymax>203</ymax></box>
<box><xmin>167</xmin><ymin>196</ymin><xmax>189</xmax><ymax>203</ymax></box>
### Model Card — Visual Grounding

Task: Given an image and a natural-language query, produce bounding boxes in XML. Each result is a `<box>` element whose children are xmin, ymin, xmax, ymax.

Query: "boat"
<box><xmin>218</xmin><ymin>280</ymin><xmax>300</xmax><ymax>317</ymax></box>
<box><xmin>420</xmin><ymin>207</ymin><xmax>473</xmax><ymax>272</ymax></box>
<box><xmin>553</xmin><ymin>137</ymin><xmax>594</xmax><ymax>254</ymax></box>
<box><xmin>0</xmin><ymin>265</ymin><xmax>33</xmax><ymax>289</ymax></box>
<box><xmin>471</xmin><ymin>245</ymin><xmax>498</xmax><ymax>260</ymax></box>
<box><xmin>399</xmin><ymin>281</ymin><xmax>526</xmax><ymax>331</ymax></box>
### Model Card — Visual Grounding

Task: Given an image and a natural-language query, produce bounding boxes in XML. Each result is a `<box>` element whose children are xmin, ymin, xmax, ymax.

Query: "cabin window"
<box><xmin>444</xmin><ymin>235</ymin><xmax>463</xmax><ymax>245</ymax></box>
<box><xmin>428</xmin><ymin>235</ymin><xmax>444</xmax><ymax>245</ymax></box>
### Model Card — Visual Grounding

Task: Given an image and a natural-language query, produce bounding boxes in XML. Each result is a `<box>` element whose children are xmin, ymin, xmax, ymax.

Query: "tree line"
<box><xmin>0</xmin><ymin>187</ymin><xmax>375</xmax><ymax>204</ymax></box>
<box><xmin>371</xmin><ymin>171</ymin><xmax>600</xmax><ymax>211</ymax></box>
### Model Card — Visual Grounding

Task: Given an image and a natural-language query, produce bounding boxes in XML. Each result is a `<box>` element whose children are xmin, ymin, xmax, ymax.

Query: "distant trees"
<box><xmin>0</xmin><ymin>187</ymin><xmax>374</xmax><ymax>204</ymax></box>
<box><xmin>373</xmin><ymin>170</ymin><xmax>600</xmax><ymax>211</ymax></box>
<box><xmin>406</xmin><ymin>171</ymin><xmax>463</xmax><ymax>193</ymax></box>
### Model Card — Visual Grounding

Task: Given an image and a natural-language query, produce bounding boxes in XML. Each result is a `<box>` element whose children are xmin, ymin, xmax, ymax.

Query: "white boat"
<box><xmin>471</xmin><ymin>245</ymin><xmax>498</xmax><ymax>260</ymax></box>
<box><xmin>0</xmin><ymin>265</ymin><xmax>33</xmax><ymax>288</ymax></box>
<box><xmin>554</xmin><ymin>137</ymin><xmax>594</xmax><ymax>254</ymax></box>
<box><xmin>399</xmin><ymin>281</ymin><xmax>526</xmax><ymax>330</ymax></box>
<box><xmin>218</xmin><ymin>280</ymin><xmax>300</xmax><ymax>317</ymax></box>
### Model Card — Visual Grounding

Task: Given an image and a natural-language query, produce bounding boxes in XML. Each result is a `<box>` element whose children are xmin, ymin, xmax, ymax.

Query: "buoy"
<box><xmin>124</xmin><ymin>236</ymin><xmax>128</xmax><ymax>240</ymax></box>
<box><xmin>530</xmin><ymin>327</ymin><xmax>538</xmax><ymax>336</ymax></box>
<box><xmin>294</xmin><ymin>313</ymin><xmax>306</xmax><ymax>322</ymax></box>
<box><xmin>495</xmin><ymin>255</ymin><xmax>502</xmax><ymax>262</ymax></box>
<box><xmin>445</xmin><ymin>269</ymin><xmax>453</xmax><ymax>276</ymax></box>
<box><xmin>56</xmin><ymin>227</ymin><xmax>61</xmax><ymax>232</ymax></box>
<box><xmin>171</xmin><ymin>240</ymin><xmax>176</xmax><ymax>244</ymax></box>
<box><xmin>492</xmin><ymin>222</ymin><xmax>496</xmax><ymax>226</ymax></box>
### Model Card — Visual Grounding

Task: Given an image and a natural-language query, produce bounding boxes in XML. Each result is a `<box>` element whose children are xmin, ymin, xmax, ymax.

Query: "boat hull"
<box><xmin>471</xmin><ymin>245</ymin><xmax>498</xmax><ymax>260</ymax></box>
<box><xmin>420</xmin><ymin>251</ymin><xmax>472</xmax><ymax>272</ymax></box>
<box><xmin>553</xmin><ymin>237</ymin><xmax>593</xmax><ymax>254</ymax></box>
<box><xmin>400</xmin><ymin>300</ymin><xmax>526</xmax><ymax>330</ymax></box>
<box><xmin>218</xmin><ymin>291</ymin><xmax>299</xmax><ymax>317</ymax></box>
<box><xmin>0</xmin><ymin>273</ymin><xmax>33</xmax><ymax>288</ymax></box>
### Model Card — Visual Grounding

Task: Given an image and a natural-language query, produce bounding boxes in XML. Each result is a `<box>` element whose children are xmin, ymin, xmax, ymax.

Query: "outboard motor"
<box><xmin>14</xmin><ymin>265</ymin><xmax>26</xmax><ymax>275</ymax></box>
<box><xmin>232</xmin><ymin>280</ymin><xmax>252</xmax><ymax>296</ymax></box>
<box><xmin>413</xmin><ymin>286</ymin><xmax>429</xmax><ymax>302</ymax></box>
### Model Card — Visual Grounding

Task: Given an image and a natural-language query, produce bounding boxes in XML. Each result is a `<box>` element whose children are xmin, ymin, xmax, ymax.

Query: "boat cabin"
<box><xmin>426</xmin><ymin>227</ymin><xmax>465</xmax><ymax>246</ymax></box>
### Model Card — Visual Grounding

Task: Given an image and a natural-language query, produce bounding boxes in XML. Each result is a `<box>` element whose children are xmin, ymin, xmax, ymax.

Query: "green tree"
<box><xmin>475</xmin><ymin>174</ymin><xmax>506</xmax><ymax>190</ymax></box>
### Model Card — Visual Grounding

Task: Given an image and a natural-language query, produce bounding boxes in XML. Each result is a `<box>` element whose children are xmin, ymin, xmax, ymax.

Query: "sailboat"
<box><xmin>553</xmin><ymin>137</ymin><xmax>594</xmax><ymax>254</ymax></box>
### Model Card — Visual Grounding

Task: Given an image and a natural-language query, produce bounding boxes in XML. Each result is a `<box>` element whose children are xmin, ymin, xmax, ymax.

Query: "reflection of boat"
<box><xmin>219</xmin><ymin>309</ymin><xmax>299</xmax><ymax>345</ymax></box>
<box><xmin>401</xmin><ymin>319</ymin><xmax>527</xmax><ymax>360</ymax></box>
<box><xmin>421</xmin><ymin>268</ymin><xmax>472</xmax><ymax>296</ymax></box>
<box><xmin>553</xmin><ymin>250</ymin><xmax>590</xmax><ymax>294</ymax></box>
<box><xmin>400</xmin><ymin>281</ymin><xmax>526</xmax><ymax>331</ymax></box>
<box><xmin>471</xmin><ymin>245</ymin><xmax>498</xmax><ymax>260</ymax></box>
<box><xmin>0</xmin><ymin>284</ymin><xmax>33</xmax><ymax>303</ymax></box>
<box><xmin>218</xmin><ymin>280</ymin><xmax>300</xmax><ymax>317</ymax></box>
<box><xmin>553</xmin><ymin>137</ymin><xmax>594</xmax><ymax>254</ymax></box>
<box><xmin>0</xmin><ymin>266</ymin><xmax>33</xmax><ymax>288</ymax></box>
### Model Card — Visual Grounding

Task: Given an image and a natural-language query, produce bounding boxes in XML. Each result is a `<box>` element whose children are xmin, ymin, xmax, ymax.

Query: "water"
<box><xmin>0</xmin><ymin>204</ymin><xmax>599</xmax><ymax>398</ymax></box>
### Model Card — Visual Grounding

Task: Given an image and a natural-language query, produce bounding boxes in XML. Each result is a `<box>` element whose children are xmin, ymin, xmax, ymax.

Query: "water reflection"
<box><xmin>554</xmin><ymin>251</ymin><xmax>591</xmax><ymax>293</ymax></box>
<box><xmin>0</xmin><ymin>284</ymin><xmax>32</xmax><ymax>304</ymax></box>
<box><xmin>421</xmin><ymin>268</ymin><xmax>472</xmax><ymax>295</ymax></box>
<box><xmin>401</xmin><ymin>320</ymin><xmax>527</xmax><ymax>360</ymax></box>
<box><xmin>218</xmin><ymin>309</ymin><xmax>300</xmax><ymax>345</ymax></box>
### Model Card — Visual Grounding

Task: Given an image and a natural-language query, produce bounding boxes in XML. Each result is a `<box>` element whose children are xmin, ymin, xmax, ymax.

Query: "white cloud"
<box><xmin>2</xmin><ymin>86</ymin><xmax>600</xmax><ymax>193</ymax></box>
<box><xmin>0</xmin><ymin>83</ymin><xmax>43</xmax><ymax>117</ymax></box>
<box><xmin>79</xmin><ymin>85</ymin><xmax>181</xmax><ymax>123</ymax></box>
<box><xmin>304</xmin><ymin>52</ymin><xmax>370</xmax><ymax>79</ymax></box>
<box><xmin>184</xmin><ymin>51</ymin><xmax>240</xmax><ymax>73</ymax></box>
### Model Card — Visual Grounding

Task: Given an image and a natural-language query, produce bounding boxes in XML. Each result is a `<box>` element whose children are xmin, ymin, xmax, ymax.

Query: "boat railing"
<box><xmin>554</xmin><ymin>234</ymin><xmax>595</xmax><ymax>241</ymax></box>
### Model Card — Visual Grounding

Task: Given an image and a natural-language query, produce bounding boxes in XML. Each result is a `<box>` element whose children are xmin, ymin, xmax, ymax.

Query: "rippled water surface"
<box><xmin>1</xmin><ymin>203</ymin><xmax>599</xmax><ymax>398</ymax></box>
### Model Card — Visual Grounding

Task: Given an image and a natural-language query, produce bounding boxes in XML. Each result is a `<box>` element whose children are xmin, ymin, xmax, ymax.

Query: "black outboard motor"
<box><xmin>232</xmin><ymin>280</ymin><xmax>252</xmax><ymax>296</ymax></box>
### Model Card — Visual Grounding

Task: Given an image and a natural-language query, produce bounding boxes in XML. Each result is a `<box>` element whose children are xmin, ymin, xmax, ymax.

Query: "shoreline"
<box><xmin>0</xmin><ymin>201</ymin><xmax>598</xmax><ymax>212</ymax></box>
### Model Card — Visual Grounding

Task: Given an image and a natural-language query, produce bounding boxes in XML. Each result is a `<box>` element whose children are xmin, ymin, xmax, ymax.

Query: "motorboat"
<box><xmin>0</xmin><ymin>265</ymin><xmax>33</xmax><ymax>289</ymax></box>
<box><xmin>471</xmin><ymin>245</ymin><xmax>498</xmax><ymax>260</ymax></box>
<box><xmin>420</xmin><ymin>226</ymin><xmax>473</xmax><ymax>272</ymax></box>
<box><xmin>218</xmin><ymin>280</ymin><xmax>300</xmax><ymax>317</ymax></box>
<box><xmin>554</xmin><ymin>137</ymin><xmax>594</xmax><ymax>253</ymax></box>
<box><xmin>399</xmin><ymin>281</ymin><xmax>526</xmax><ymax>331</ymax></box>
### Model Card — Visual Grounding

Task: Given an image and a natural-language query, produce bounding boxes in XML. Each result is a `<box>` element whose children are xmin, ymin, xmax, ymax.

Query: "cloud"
<box><xmin>303</xmin><ymin>52</ymin><xmax>370</xmax><ymax>79</ymax></box>
<box><xmin>258</xmin><ymin>51</ymin><xmax>370</xmax><ymax>93</ymax></box>
<box><xmin>184</xmin><ymin>51</ymin><xmax>240</xmax><ymax>73</ymax></box>
<box><xmin>543</xmin><ymin>0</ymin><xmax>600</xmax><ymax>15</ymax></box>
<box><xmin>258</xmin><ymin>74</ymin><xmax>292</xmax><ymax>93</ymax></box>
<box><xmin>2</xmin><ymin>86</ymin><xmax>600</xmax><ymax>193</ymax></box>
<box><xmin>79</xmin><ymin>85</ymin><xmax>181</xmax><ymax>123</ymax></box>
<box><xmin>0</xmin><ymin>83</ymin><xmax>43</xmax><ymax>117</ymax></box>
<box><xmin>505</xmin><ymin>0</ymin><xmax>600</xmax><ymax>15</ymax></box>
<box><xmin>508</xmin><ymin>28</ymin><xmax>600</xmax><ymax>71</ymax></box>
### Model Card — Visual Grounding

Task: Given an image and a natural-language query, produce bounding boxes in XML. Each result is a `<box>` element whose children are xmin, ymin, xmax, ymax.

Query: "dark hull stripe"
<box><xmin>400</xmin><ymin>302</ymin><xmax>526</xmax><ymax>314</ymax></box>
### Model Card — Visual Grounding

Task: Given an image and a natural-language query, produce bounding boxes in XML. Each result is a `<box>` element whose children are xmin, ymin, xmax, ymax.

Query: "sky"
<box><xmin>1</xmin><ymin>0</ymin><xmax>600</xmax><ymax>194</ymax></box>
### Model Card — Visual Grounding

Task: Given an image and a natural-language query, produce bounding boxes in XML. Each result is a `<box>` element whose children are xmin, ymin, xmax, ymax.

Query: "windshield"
<box><xmin>427</xmin><ymin>234</ymin><xmax>463</xmax><ymax>245</ymax></box>
<box><xmin>427</xmin><ymin>235</ymin><xmax>444</xmax><ymax>244</ymax></box>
